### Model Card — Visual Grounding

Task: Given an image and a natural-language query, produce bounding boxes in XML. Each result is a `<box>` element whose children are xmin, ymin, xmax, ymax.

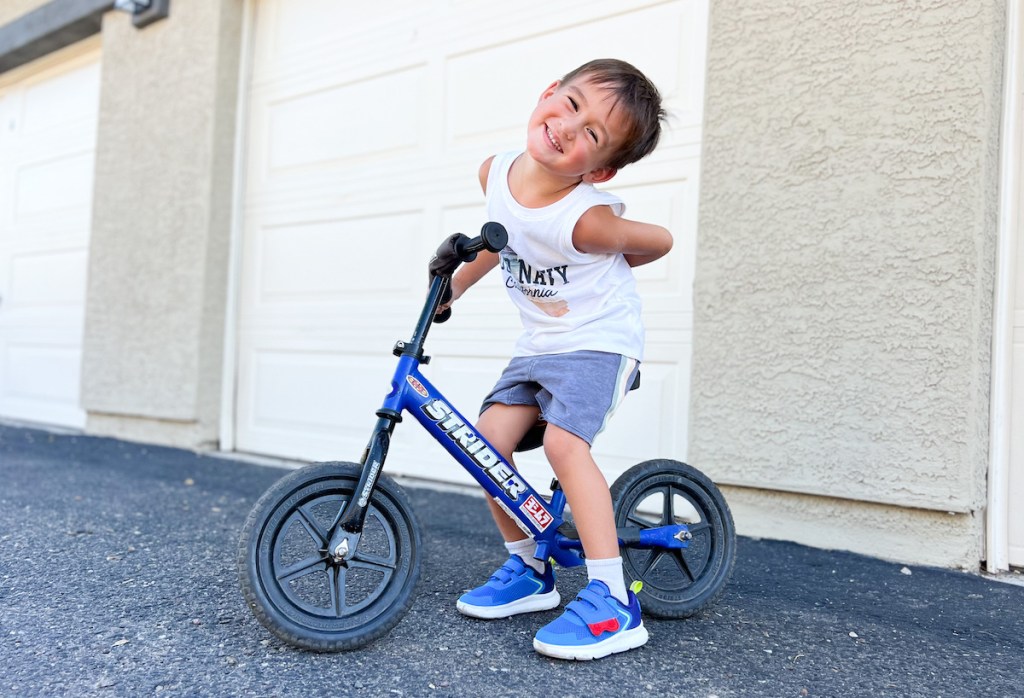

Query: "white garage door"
<box><xmin>0</xmin><ymin>42</ymin><xmax>101</xmax><ymax>429</ymax></box>
<box><xmin>234</xmin><ymin>1</ymin><xmax>708</xmax><ymax>489</ymax></box>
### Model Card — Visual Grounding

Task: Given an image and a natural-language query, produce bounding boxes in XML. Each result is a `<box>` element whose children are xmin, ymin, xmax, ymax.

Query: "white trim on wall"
<box><xmin>988</xmin><ymin>0</ymin><xmax>1023</xmax><ymax>574</ymax></box>
<box><xmin>218</xmin><ymin>0</ymin><xmax>257</xmax><ymax>452</ymax></box>
<box><xmin>0</xmin><ymin>33</ymin><xmax>100</xmax><ymax>89</ymax></box>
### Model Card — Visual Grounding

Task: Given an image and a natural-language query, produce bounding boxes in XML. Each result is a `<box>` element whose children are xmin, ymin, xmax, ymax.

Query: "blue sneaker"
<box><xmin>456</xmin><ymin>555</ymin><xmax>560</xmax><ymax>619</ymax></box>
<box><xmin>533</xmin><ymin>580</ymin><xmax>648</xmax><ymax>660</ymax></box>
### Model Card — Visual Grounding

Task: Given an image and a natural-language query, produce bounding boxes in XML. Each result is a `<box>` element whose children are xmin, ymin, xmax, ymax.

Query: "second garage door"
<box><xmin>0</xmin><ymin>40</ymin><xmax>101</xmax><ymax>429</ymax></box>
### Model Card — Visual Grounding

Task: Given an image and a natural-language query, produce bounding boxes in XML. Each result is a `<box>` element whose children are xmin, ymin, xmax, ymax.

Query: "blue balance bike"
<box><xmin>238</xmin><ymin>223</ymin><xmax>736</xmax><ymax>651</ymax></box>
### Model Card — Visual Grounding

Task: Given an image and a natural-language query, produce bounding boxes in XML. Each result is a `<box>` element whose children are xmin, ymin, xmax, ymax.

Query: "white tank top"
<box><xmin>486</xmin><ymin>151</ymin><xmax>645</xmax><ymax>361</ymax></box>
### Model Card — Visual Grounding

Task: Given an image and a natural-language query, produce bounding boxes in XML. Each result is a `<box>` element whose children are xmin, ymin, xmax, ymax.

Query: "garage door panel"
<box><xmin>235</xmin><ymin>347</ymin><xmax>402</xmax><ymax>461</ymax></box>
<box><xmin>8</xmin><ymin>248</ymin><xmax>87</xmax><ymax>309</ymax></box>
<box><xmin>2</xmin><ymin>340</ymin><xmax>81</xmax><ymax>400</ymax></box>
<box><xmin>253</xmin><ymin>212</ymin><xmax>421</xmax><ymax>304</ymax></box>
<box><xmin>267</xmin><ymin>65</ymin><xmax>430</xmax><ymax>172</ymax></box>
<box><xmin>244</xmin><ymin>350</ymin><xmax>390</xmax><ymax>432</ymax></box>
<box><xmin>20</xmin><ymin>60</ymin><xmax>101</xmax><ymax>135</ymax></box>
<box><xmin>0</xmin><ymin>332</ymin><xmax>84</xmax><ymax>427</ymax></box>
<box><xmin>259</xmin><ymin>0</ymin><xmax>424</xmax><ymax>71</ymax></box>
<box><xmin>445</xmin><ymin>2</ymin><xmax>704</xmax><ymax>148</ymax></box>
<box><xmin>14</xmin><ymin>151</ymin><xmax>94</xmax><ymax>220</ymax></box>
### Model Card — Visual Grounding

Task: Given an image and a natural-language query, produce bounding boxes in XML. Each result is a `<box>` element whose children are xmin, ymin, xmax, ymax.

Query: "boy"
<box><xmin>441</xmin><ymin>58</ymin><xmax>672</xmax><ymax>660</ymax></box>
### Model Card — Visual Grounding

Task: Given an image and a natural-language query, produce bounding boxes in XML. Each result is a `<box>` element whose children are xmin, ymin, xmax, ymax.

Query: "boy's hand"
<box><xmin>429</xmin><ymin>233</ymin><xmax>473</xmax><ymax>278</ymax></box>
<box><xmin>433</xmin><ymin>249</ymin><xmax>501</xmax><ymax>319</ymax></box>
<box><xmin>429</xmin><ymin>233</ymin><xmax>470</xmax><ymax>323</ymax></box>
<box><xmin>434</xmin><ymin>276</ymin><xmax>469</xmax><ymax>322</ymax></box>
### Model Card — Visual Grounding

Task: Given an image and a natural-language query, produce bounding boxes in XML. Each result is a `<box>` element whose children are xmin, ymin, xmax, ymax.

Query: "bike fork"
<box><xmin>327</xmin><ymin>411</ymin><xmax>399</xmax><ymax>563</ymax></box>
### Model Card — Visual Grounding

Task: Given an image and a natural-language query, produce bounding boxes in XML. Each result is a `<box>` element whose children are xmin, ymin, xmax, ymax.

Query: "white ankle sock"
<box><xmin>504</xmin><ymin>539</ymin><xmax>544</xmax><ymax>574</ymax></box>
<box><xmin>585</xmin><ymin>557</ymin><xmax>628</xmax><ymax>604</ymax></box>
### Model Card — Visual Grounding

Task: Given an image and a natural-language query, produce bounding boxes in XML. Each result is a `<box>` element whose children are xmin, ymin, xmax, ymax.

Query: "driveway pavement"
<box><xmin>1</xmin><ymin>423</ymin><xmax>1021</xmax><ymax>697</ymax></box>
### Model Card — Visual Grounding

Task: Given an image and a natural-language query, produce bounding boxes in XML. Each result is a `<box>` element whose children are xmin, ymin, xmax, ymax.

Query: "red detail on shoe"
<box><xmin>587</xmin><ymin>618</ymin><xmax>620</xmax><ymax>636</ymax></box>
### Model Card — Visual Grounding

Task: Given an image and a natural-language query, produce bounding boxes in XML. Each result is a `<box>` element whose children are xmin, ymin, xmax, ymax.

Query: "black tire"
<box><xmin>238</xmin><ymin>461</ymin><xmax>421</xmax><ymax>651</ymax></box>
<box><xmin>610</xmin><ymin>459</ymin><xmax>735</xmax><ymax>618</ymax></box>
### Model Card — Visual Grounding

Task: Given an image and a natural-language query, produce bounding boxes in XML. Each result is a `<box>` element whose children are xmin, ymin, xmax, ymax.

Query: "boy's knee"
<box><xmin>542</xmin><ymin>425</ymin><xmax>590</xmax><ymax>463</ymax></box>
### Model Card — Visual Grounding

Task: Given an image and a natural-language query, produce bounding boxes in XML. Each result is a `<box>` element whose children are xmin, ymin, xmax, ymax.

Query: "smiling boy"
<box><xmin>442</xmin><ymin>59</ymin><xmax>672</xmax><ymax>660</ymax></box>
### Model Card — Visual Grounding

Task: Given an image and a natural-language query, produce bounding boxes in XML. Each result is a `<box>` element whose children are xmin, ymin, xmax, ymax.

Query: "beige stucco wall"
<box><xmin>692</xmin><ymin>1</ymin><xmax>1005</xmax><ymax>567</ymax></box>
<box><xmin>80</xmin><ymin>0</ymin><xmax>243</xmax><ymax>448</ymax></box>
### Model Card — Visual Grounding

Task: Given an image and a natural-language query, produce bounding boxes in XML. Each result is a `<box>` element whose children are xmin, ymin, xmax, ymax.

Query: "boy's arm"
<box><xmin>454</xmin><ymin>154</ymin><xmax>501</xmax><ymax>299</ymax></box>
<box><xmin>449</xmin><ymin>251</ymin><xmax>500</xmax><ymax>305</ymax></box>
<box><xmin>572</xmin><ymin>205</ymin><xmax>673</xmax><ymax>267</ymax></box>
<box><xmin>437</xmin><ymin>155</ymin><xmax>500</xmax><ymax>313</ymax></box>
<box><xmin>479</xmin><ymin>155</ymin><xmax>495</xmax><ymax>193</ymax></box>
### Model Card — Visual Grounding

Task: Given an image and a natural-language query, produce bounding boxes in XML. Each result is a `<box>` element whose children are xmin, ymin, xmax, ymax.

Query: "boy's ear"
<box><xmin>583</xmin><ymin>166</ymin><xmax>617</xmax><ymax>184</ymax></box>
<box><xmin>538</xmin><ymin>80</ymin><xmax>561</xmax><ymax>102</ymax></box>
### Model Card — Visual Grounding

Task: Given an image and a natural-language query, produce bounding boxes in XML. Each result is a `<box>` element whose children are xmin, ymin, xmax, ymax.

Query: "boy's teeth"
<box><xmin>547</xmin><ymin>126</ymin><xmax>561</xmax><ymax>151</ymax></box>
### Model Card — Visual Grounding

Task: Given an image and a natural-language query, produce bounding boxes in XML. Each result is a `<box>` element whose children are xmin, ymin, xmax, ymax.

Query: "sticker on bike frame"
<box><xmin>520</xmin><ymin>495</ymin><xmax>554</xmax><ymax>532</ymax></box>
<box><xmin>420</xmin><ymin>398</ymin><xmax>527</xmax><ymax>500</ymax></box>
<box><xmin>406</xmin><ymin>375</ymin><xmax>429</xmax><ymax>398</ymax></box>
<box><xmin>495</xmin><ymin>497</ymin><xmax>533</xmax><ymax>537</ymax></box>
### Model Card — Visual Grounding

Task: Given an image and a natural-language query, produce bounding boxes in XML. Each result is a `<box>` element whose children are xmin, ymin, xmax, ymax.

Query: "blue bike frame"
<box><xmin>386</xmin><ymin>353</ymin><xmax>585</xmax><ymax>567</ymax></box>
<box><xmin>327</xmin><ymin>273</ymin><xmax>690</xmax><ymax>568</ymax></box>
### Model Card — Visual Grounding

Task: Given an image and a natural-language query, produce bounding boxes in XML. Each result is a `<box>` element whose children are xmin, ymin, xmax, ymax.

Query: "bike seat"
<box><xmin>514</xmin><ymin>420</ymin><xmax>548</xmax><ymax>452</ymax></box>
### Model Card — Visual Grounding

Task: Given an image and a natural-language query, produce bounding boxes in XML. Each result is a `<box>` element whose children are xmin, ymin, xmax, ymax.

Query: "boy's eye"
<box><xmin>586</xmin><ymin>128</ymin><xmax>599</xmax><ymax>144</ymax></box>
<box><xmin>568</xmin><ymin>97</ymin><xmax>579</xmax><ymax>111</ymax></box>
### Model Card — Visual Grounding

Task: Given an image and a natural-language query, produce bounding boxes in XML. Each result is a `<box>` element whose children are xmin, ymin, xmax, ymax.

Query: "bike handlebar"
<box><xmin>422</xmin><ymin>222</ymin><xmax>509</xmax><ymax>328</ymax></box>
<box><xmin>460</xmin><ymin>221</ymin><xmax>508</xmax><ymax>258</ymax></box>
<box><xmin>429</xmin><ymin>222</ymin><xmax>508</xmax><ymax>280</ymax></box>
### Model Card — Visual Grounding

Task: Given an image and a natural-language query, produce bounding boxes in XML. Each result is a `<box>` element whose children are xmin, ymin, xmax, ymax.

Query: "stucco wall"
<box><xmin>692</xmin><ymin>1</ymin><xmax>1004</xmax><ymax>566</ymax></box>
<box><xmin>81</xmin><ymin>0</ymin><xmax>242</xmax><ymax>447</ymax></box>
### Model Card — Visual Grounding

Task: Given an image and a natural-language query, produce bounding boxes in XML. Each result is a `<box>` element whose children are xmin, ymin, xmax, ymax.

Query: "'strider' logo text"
<box><xmin>421</xmin><ymin>399</ymin><xmax>527</xmax><ymax>501</ymax></box>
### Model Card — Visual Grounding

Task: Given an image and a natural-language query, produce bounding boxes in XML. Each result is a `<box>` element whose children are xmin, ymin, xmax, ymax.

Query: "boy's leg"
<box><xmin>475</xmin><ymin>402</ymin><xmax>541</xmax><ymax>544</ymax></box>
<box><xmin>532</xmin><ymin>423</ymin><xmax>647</xmax><ymax>660</ymax></box>
<box><xmin>541</xmin><ymin>426</ymin><xmax>623</xmax><ymax>589</ymax></box>
<box><xmin>456</xmin><ymin>402</ymin><xmax>561</xmax><ymax>619</ymax></box>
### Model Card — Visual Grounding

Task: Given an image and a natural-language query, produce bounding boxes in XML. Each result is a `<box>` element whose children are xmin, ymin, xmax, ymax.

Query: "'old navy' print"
<box><xmin>501</xmin><ymin>247</ymin><xmax>571</xmax><ymax>316</ymax></box>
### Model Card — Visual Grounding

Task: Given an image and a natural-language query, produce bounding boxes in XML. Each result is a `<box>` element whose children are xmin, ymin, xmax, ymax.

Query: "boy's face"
<box><xmin>526</xmin><ymin>77</ymin><xmax>628</xmax><ymax>184</ymax></box>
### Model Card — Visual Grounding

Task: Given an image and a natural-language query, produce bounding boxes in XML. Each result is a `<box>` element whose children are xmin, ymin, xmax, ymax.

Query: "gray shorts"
<box><xmin>480</xmin><ymin>351</ymin><xmax>640</xmax><ymax>445</ymax></box>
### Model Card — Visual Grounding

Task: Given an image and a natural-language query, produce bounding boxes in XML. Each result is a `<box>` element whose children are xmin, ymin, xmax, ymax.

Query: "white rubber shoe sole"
<box><xmin>533</xmin><ymin>623</ymin><xmax>649</xmax><ymax>660</ymax></box>
<box><xmin>456</xmin><ymin>588</ymin><xmax>561</xmax><ymax>619</ymax></box>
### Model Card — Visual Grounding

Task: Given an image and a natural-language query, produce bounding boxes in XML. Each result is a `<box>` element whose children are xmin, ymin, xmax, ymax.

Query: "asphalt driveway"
<box><xmin>1</xmin><ymin>423</ymin><xmax>1021</xmax><ymax>697</ymax></box>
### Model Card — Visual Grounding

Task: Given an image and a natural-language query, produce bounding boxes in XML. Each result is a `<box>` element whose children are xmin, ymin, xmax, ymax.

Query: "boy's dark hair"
<box><xmin>561</xmin><ymin>58</ymin><xmax>666</xmax><ymax>170</ymax></box>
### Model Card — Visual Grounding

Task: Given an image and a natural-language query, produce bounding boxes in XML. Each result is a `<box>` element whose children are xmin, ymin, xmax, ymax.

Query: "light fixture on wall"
<box><xmin>112</xmin><ymin>0</ymin><xmax>170</xmax><ymax>29</ymax></box>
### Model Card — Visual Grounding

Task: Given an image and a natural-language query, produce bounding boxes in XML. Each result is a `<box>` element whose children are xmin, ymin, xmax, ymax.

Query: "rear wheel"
<box><xmin>238</xmin><ymin>461</ymin><xmax>421</xmax><ymax>651</ymax></box>
<box><xmin>610</xmin><ymin>459</ymin><xmax>735</xmax><ymax>618</ymax></box>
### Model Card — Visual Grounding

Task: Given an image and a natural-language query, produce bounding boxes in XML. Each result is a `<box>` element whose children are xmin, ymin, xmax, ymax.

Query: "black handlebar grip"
<box><xmin>431</xmin><ymin>223</ymin><xmax>507</xmax><ymax>325</ymax></box>
<box><xmin>430</xmin><ymin>222</ymin><xmax>509</xmax><ymax>283</ymax></box>
<box><xmin>458</xmin><ymin>222</ymin><xmax>508</xmax><ymax>257</ymax></box>
<box><xmin>479</xmin><ymin>221</ymin><xmax>508</xmax><ymax>252</ymax></box>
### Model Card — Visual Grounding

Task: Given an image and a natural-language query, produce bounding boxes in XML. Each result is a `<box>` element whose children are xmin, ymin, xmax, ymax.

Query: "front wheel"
<box><xmin>610</xmin><ymin>459</ymin><xmax>735</xmax><ymax>618</ymax></box>
<box><xmin>238</xmin><ymin>461</ymin><xmax>421</xmax><ymax>651</ymax></box>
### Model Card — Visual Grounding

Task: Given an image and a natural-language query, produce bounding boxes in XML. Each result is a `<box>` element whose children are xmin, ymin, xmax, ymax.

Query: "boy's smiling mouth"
<box><xmin>545</xmin><ymin>125</ymin><xmax>563</xmax><ymax>153</ymax></box>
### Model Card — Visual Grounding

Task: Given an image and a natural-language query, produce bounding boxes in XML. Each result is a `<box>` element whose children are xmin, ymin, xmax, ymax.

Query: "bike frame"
<box><xmin>328</xmin><ymin>274</ymin><xmax>690</xmax><ymax>568</ymax></box>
